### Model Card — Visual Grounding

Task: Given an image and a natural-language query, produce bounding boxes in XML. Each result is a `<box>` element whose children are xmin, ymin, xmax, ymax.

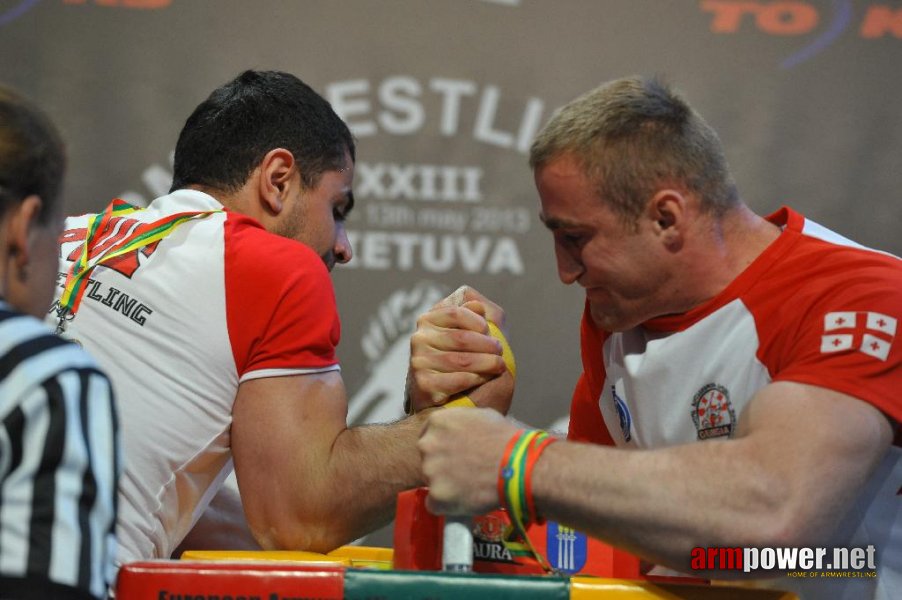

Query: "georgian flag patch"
<box><xmin>820</xmin><ymin>311</ymin><xmax>896</xmax><ymax>361</ymax></box>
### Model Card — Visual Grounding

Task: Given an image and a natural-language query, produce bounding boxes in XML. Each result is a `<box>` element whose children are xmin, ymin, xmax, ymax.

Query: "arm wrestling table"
<box><xmin>115</xmin><ymin>488</ymin><xmax>798</xmax><ymax>599</ymax></box>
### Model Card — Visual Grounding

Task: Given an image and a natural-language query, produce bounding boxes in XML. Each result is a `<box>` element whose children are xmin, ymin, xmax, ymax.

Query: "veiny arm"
<box><xmin>231</xmin><ymin>371</ymin><xmax>428</xmax><ymax>552</ymax></box>
<box><xmin>419</xmin><ymin>381</ymin><xmax>894</xmax><ymax>576</ymax></box>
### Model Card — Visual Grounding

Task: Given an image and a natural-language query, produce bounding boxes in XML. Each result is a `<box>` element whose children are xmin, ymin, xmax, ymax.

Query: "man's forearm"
<box><xmin>417</xmin><ymin>382</ymin><xmax>894</xmax><ymax>576</ymax></box>
<box><xmin>326</xmin><ymin>414</ymin><xmax>429</xmax><ymax>543</ymax></box>
<box><xmin>532</xmin><ymin>413</ymin><xmax>890</xmax><ymax>576</ymax></box>
<box><xmin>532</xmin><ymin>440</ymin><xmax>790</xmax><ymax>571</ymax></box>
<box><xmin>270</xmin><ymin>412</ymin><xmax>429</xmax><ymax>553</ymax></box>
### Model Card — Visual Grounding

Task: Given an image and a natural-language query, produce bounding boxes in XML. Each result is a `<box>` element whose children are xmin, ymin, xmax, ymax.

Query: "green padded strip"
<box><xmin>343</xmin><ymin>569</ymin><xmax>569</xmax><ymax>599</ymax></box>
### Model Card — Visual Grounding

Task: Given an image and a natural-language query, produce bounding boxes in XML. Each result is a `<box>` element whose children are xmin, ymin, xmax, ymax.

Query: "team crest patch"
<box><xmin>691</xmin><ymin>383</ymin><xmax>735</xmax><ymax>440</ymax></box>
<box><xmin>547</xmin><ymin>522</ymin><xmax>588</xmax><ymax>573</ymax></box>
<box><xmin>612</xmin><ymin>385</ymin><xmax>632</xmax><ymax>442</ymax></box>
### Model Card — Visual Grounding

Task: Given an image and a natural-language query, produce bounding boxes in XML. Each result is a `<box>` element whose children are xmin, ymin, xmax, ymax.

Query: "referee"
<box><xmin>0</xmin><ymin>86</ymin><xmax>121</xmax><ymax>599</ymax></box>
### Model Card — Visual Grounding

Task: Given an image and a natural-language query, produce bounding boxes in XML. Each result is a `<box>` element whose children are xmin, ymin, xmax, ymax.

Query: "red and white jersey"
<box><xmin>568</xmin><ymin>207</ymin><xmax>900</xmax><ymax>600</ymax></box>
<box><xmin>49</xmin><ymin>190</ymin><xmax>341</xmax><ymax>564</ymax></box>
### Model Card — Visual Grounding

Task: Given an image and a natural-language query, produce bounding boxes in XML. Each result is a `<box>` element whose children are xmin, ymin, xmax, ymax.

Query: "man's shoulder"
<box><xmin>775</xmin><ymin>227</ymin><xmax>901</xmax><ymax>299</ymax></box>
<box><xmin>736</xmin><ymin>208</ymin><xmax>900</xmax><ymax>307</ymax></box>
<box><xmin>782</xmin><ymin>208</ymin><xmax>899</xmax><ymax>264</ymax></box>
<box><xmin>222</xmin><ymin>213</ymin><xmax>329</xmax><ymax>283</ymax></box>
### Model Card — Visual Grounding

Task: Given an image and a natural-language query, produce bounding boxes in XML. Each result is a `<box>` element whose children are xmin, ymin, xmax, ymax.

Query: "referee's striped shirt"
<box><xmin>0</xmin><ymin>302</ymin><xmax>120</xmax><ymax>600</ymax></box>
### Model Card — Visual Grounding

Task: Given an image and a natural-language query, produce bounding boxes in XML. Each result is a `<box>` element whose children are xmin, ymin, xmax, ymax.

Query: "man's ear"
<box><xmin>256</xmin><ymin>148</ymin><xmax>296</xmax><ymax>216</ymax></box>
<box><xmin>648</xmin><ymin>189</ymin><xmax>686</xmax><ymax>250</ymax></box>
<box><xmin>6</xmin><ymin>194</ymin><xmax>42</xmax><ymax>268</ymax></box>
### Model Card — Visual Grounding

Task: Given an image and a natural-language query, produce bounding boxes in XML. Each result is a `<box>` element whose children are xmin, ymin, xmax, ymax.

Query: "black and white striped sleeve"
<box><xmin>1</xmin><ymin>310</ymin><xmax>120</xmax><ymax>600</ymax></box>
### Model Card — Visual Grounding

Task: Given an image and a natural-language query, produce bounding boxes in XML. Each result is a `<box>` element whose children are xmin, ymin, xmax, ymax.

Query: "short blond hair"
<box><xmin>530</xmin><ymin>76</ymin><xmax>738</xmax><ymax>224</ymax></box>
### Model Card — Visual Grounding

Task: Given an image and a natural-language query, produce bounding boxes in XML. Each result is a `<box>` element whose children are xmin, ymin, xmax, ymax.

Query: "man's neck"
<box><xmin>720</xmin><ymin>204</ymin><xmax>782</xmax><ymax>274</ymax></box>
<box><xmin>676</xmin><ymin>204</ymin><xmax>782</xmax><ymax>311</ymax></box>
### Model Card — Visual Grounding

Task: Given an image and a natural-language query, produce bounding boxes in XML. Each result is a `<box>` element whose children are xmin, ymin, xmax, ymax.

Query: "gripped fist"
<box><xmin>406</xmin><ymin>286</ymin><xmax>514</xmax><ymax>414</ymax></box>
<box><xmin>417</xmin><ymin>408</ymin><xmax>519</xmax><ymax>516</ymax></box>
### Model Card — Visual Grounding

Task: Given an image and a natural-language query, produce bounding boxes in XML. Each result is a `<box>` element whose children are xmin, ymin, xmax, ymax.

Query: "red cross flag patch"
<box><xmin>820</xmin><ymin>311</ymin><xmax>897</xmax><ymax>361</ymax></box>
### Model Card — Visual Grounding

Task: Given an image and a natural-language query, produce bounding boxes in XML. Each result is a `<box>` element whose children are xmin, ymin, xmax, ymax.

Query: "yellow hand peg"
<box><xmin>444</xmin><ymin>320</ymin><xmax>516</xmax><ymax>409</ymax></box>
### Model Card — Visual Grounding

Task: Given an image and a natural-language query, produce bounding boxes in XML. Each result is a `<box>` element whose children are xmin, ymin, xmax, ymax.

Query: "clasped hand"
<box><xmin>405</xmin><ymin>285</ymin><xmax>514</xmax><ymax>415</ymax></box>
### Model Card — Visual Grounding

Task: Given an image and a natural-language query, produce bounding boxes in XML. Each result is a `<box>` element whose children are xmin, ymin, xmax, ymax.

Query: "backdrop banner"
<box><xmin>3</xmin><ymin>0</ymin><xmax>899</xmax><ymax>546</ymax></box>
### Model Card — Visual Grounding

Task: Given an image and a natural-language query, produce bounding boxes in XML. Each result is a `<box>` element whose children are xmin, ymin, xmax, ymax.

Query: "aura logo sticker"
<box><xmin>700</xmin><ymin>1</ymin><xmax>901</xmax><ymax>68</ymax></box>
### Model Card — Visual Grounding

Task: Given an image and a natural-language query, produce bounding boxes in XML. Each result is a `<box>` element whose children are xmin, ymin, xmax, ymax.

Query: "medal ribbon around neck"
<box><xmin>57</xmin><ymin>198</ymin><xmax>222</xmax><ymax>329</ymax></box>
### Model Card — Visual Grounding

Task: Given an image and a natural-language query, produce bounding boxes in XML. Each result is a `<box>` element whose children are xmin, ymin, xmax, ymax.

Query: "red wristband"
<box><xmin>524</xmin><ymin>435</ymin><xmax>557</xmax><ymax>524</ymax></box>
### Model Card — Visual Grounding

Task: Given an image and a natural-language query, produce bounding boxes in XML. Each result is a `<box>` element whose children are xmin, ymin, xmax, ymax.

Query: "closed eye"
<box><xmin>557</xmin><ymin>231</ymin><xmax>584</xmax><ymax>247</ymax></box>
<box><xmin>334</xmin><ymin>191</ymin><xmax>354</xmax><ymax>222</ymax></box>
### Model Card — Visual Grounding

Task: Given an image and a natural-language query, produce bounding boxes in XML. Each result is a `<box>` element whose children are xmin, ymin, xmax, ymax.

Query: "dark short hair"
<box><xmin>530</xmin><ymin>75</ymin><xmax>738</xmax><ymax>224</ymax></box>
<box><xmin>170</xmin><ymin>70</ymin><xmax>355</xmax><ymax>193</ymax></box>
<box><xmin>0</xmin><ymin>86</ymin><xmax>66</xmax><ymax>223</ymax></box>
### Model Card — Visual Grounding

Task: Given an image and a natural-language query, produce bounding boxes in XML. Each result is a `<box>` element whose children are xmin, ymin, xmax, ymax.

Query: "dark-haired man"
<box><xmin>49</xmin><ymin>70</ymin><xmax>510</xmax><ymax>565</ymax></box>
<box><xmin>412</xmin><ymin>76</ymin><xmax>900</xmax><ymax>600</ymax></box>
<box><xmin>1</xmin><ymin>85</ymin><xmax>120</xmax><ymax>600</ymax></box>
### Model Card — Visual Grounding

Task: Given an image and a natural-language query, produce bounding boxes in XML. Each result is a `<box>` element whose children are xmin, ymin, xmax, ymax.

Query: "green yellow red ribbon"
<box><xmin>497</xmin><ymin>428</ymin><xmax>557</xmax><ymax>571</ymax></box>
<box><xmin>56</xmin><ymin>198</ymin><xmax>221</xmax><ymax>331</ymax></box>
